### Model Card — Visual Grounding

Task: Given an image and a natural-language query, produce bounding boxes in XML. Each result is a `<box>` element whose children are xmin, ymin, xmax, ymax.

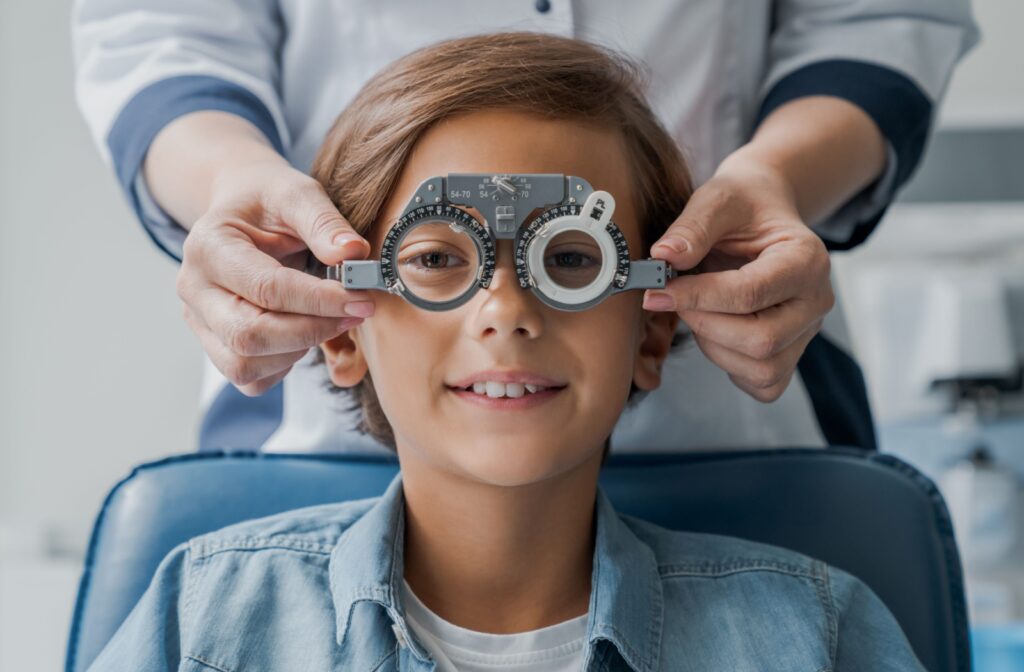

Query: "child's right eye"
<box><xmin>402</xmin><ymin>249</ymin><xmax>469</xmax><ymax>271</ymax></box>
<box><xmin>395</xmin><ymin>235</ymin><xmax>479</xmax><ymax>302</ymax></box>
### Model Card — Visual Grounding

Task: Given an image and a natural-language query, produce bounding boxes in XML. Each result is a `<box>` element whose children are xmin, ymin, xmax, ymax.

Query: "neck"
<box><xmin>398</xmin><ymin>444</ymin><xmax>602</xmax><ymax>634</ymax></box>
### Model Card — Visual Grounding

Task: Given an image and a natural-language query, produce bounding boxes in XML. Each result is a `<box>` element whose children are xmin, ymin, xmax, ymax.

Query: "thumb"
<box><xmin>650</xmin><ymin>185</ymin><xmax>747</xmax><ymax>272</ymax></box>
<box><xmin>285</xmin><ymin>182</ymin><xmax>370</xmax><ymax>266</ymax></box>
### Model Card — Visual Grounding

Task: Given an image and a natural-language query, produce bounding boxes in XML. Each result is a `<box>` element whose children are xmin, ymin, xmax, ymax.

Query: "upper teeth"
<box><xmin>470</xmin><ymin>381</ymin><xmax>547</xmax><ymax>398</ymax></box>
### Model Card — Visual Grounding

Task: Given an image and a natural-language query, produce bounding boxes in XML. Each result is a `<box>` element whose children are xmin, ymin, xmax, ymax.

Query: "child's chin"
<box><xmin>448</xmin><ymin>441</ymin><xmax>598</xmax><ymax>487</ymax></box>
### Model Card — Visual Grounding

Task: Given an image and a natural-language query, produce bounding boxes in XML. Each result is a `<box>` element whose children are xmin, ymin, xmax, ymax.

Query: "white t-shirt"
<box><xmin>401</xmin><ymin>578</ymin><xmax>589</xmax><ymax>671</ymax></box>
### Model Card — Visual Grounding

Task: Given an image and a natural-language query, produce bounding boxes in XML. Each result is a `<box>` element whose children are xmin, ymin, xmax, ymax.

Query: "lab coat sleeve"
<box><xmin>83</xmin><ymin>542</ymin><xmax>191</xmax><ymax>672</ymax></box>
<box><xmin>756</xmin><ymin>0</ymin><xmax>980</xmax><ymax>250</ymax></box>
<box><xmin>71</xmin><ymin>0</ymin><xmax>289</xmax><ymax>262</ymax></box>
<box><xmin>828</xmin><ymin>565</ymin><xmax>927</xmax><ymax>671</ymax></box>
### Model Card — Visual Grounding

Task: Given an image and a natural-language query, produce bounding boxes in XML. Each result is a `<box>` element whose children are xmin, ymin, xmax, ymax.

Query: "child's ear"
<box><xmin>633</xmin><ymin>307</ymin><xmax>680</xmax><ymax>392</ymax></box>
<box><xmin>319</xmin><ymin>328</ymin><xmax>369</xmax><ymax>388</ymax></box>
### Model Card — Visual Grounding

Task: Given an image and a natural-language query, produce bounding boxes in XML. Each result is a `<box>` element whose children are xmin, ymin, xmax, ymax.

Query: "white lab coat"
<box><xmin>72</xmin><ymin>0</ymin><xmax>979</xmax><ymax>453</ymax></box>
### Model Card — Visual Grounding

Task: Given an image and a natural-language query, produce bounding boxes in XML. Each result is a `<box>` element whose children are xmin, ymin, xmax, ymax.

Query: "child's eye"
<box><xmin>396</xmin><ymin>241</ymin><xmax>477</xmax><ymax>301</ymax></box>
<box><xmin>545</xmin><ymin>249</ymin><xmax>599</xmax><ymax>270</ymax></box>
<box><xmin>401</xmin><ymin>249</ymin><xmax>469</xmax><ymax>271</ymax></box>
<box><xmin>543</xmin><ymin>242</ymin><xmax>603</xmax><ymax>289</ymax></box>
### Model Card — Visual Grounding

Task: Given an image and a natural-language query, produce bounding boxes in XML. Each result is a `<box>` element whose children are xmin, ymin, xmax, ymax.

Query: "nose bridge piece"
<box><xmin>482</xmin><ymin>240</ymin><xmax>527</xmax><ymax>300</ymax></box>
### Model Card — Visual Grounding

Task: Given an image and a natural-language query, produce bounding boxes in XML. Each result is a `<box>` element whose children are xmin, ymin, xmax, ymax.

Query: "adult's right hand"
<box><xmin>175</xmin><ymin>159</ymin><xmax>374</xmax><ymax>396</ymax></box>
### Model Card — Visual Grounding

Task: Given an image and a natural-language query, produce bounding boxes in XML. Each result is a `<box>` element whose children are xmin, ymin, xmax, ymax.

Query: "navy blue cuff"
<box><xmin>756</xmin><ymin>59</ymin><xmax>933</xmax><ymax>251</ymax></box>
<box><xmin>107</xmin><ymin>75</ymin><xmax>285</xmax><ymax>263</ymax></box>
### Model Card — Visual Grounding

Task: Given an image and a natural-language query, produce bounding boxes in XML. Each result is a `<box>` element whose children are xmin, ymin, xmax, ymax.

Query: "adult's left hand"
<box><xmin>642</xmin><ymin>157</ymin><xmax>834</xmax><ymax>402</ymax></box>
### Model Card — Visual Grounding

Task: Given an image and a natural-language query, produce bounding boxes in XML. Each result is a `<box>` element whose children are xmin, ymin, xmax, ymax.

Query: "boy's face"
<box><xmin>320</xmin><ymin>109</ymin><xmax>678</xmax><ymax>486</ymax></box>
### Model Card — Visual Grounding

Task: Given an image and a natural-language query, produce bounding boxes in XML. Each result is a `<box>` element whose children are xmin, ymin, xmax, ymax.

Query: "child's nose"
<box><xmin>467</xmin><ymin>241</ymin><xmax>544</xmax><ymax>341</ymax></box>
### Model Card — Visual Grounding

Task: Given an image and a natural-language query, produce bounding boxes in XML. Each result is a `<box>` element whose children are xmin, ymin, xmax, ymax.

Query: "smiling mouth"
<box><xmin>450</xmin><ymin>381</ymin><xmax>565</xmax><ymax>398</ymax></box>
<box><xmin>445</xmin><ymin>381</ymin><xmax>568</xmax><ymax>409</ymax></box>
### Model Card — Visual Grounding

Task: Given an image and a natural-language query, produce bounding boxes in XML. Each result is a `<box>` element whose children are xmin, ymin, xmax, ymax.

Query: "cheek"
<box><xmin>359</xmin><ymin>299</ymin><xmax>452</xmax><ymax>418</ymax></box>
<box><xmin>569</xmin><ymin>295</ymin><xmax>643</xmax><ymax>400</ymax></box>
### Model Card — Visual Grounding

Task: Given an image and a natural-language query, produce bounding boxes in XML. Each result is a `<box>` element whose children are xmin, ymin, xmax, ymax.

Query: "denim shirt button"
<box><xmin>535</xmin><ymin>0</ymin><xmax>551</xmax><ymax>13</ymax></box>
<box><xmin>392</xmin><ymin>622</ymin><xmax>409</xmax><ymax>649</ymax></box>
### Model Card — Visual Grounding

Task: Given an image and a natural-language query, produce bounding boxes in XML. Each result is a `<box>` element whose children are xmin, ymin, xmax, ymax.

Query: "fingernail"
<box><xmin>333</xmin><ymin>233</ymin><xmax>364</xmax><ymax>249</ymax></box>
<box><xmin>653</xmin><ymin>237</ymin><xmax>688</xmax><ymax>256</ymax></box>
<box><xmin>643</xmin><ymin>291</ymin><xmax>676</xmax><ymax>311</ymax></box>
<box><xmin>344</xmin><ymin>301</ymin><xmax>375</xmax><ymax>318</ymax></box>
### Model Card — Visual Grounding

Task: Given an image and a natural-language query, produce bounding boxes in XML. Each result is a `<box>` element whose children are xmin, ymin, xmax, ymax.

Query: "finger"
<box><xmin>692</xmin><ymin>325</ymin><xmax>817</xmax><ymax>402</ymax></box>
<box><xmin>204</xmin><ymin>230</ymin><xmax>375</xmax><ymax>318</ymax></box>
<box><xmin>237</xmin><ymin>363</ymin><xmax>294</xmax><ymax>398</ymax></box>
<box><xmin>649</xmin><ymin>183</ymin><xmax>754</xmax><ymax>271</ymax></box>
<box><xmin>678</xmin><ymin>302</ymin><xmax>824</xmax><ymax>361</ymax></box>
<box><xmin>273</xmin><ymin>179</ymin><xmax>370</xmax><ymax>266</ymax></box>
<box><xmin>645</xmin><ymin>238</ymin><xmax>829</xmax><ymax>314</ymax></box>
<box><xmin>184</xmin><ymin>305</ymin><xmax>319</xmax><ymax>390</ymax></box>
<box><xmin>728</xmin><ymin>370</ymin><xmax>795</xmax><ymax>404</ymax></box>
<box><xmin>191</xmin><ymin>285</ymin><xmax>367</xmax><ymax>357</ymax></box>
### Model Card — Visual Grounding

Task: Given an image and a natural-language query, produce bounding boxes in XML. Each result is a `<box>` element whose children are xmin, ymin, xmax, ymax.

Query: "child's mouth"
<box><xmin>447</xmin><ymin>383</ymin><xmax>567</xmax><ymax>410</ymax></box>
<box><xmin>445</xmin><ymin>372</ymin><xmax>568</xmax><ymax>410</ymax></box>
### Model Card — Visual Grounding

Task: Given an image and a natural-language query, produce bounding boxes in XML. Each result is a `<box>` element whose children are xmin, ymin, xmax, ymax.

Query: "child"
<box><xmin>88</xmin><ymin>33</ymin><xmax>923</xmax><ymax>671</ymax></box>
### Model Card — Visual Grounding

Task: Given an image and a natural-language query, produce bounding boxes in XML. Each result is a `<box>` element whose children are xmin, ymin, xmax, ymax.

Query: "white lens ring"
<box><xmin>526</xmin><ymin>212</ymin><xmax>618</xmax><ymax>310</ymax></box>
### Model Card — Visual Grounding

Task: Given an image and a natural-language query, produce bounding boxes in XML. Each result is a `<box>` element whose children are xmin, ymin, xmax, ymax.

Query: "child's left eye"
<box><xmin>545</xmin><ymin>250</ymin><xmax>599</xmax><ymax>270</ymax></box>
<box><xmin>420</xmin><ymin>252</ymin><xmax>457</xmax><ymax>269</ymax></box>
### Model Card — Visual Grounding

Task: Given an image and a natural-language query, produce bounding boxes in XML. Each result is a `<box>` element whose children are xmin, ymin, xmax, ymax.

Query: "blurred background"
<box><xmin>1</xmin><ymin>0</ymin><xmax>1022</xmax><ymax>669</ymax></box>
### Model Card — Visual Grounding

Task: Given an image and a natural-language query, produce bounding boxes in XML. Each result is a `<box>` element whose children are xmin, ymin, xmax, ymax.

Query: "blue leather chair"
<box><xmin>65</xmin><ymin>448</ymin><xmax>970</xmax><ymax>672</ymax></box>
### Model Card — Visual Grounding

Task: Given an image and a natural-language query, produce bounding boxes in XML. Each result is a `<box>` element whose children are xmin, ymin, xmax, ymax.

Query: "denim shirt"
<box><xmin>87</xmin><ymin>472</ymin><xmax>924</xmax><ymax>671</ymax></box>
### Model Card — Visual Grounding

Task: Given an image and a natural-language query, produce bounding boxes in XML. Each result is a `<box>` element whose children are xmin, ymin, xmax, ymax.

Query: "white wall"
<box><xmin>1</xmin><ymin>3</ymin><xmax>202</xmax><ymax>667</ymax></box>
<box><xmin>0</xmin><ymin>0</ymin><xmax>202</xmax><ymax>554</ymax></box>
<box><xmin>939</xmin><ymin>0</ymin><xmax>1024</xmax><ymax>128</ymax></box>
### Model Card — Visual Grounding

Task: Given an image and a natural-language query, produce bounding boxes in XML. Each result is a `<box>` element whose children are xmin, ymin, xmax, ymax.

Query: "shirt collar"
<box><xmin>329</xmin><ymin>471</ymin><xmax>663</xmax><ymax>671</ymax></box>
<box><xmin>585</xmin><ymin>486</ymin><xmax>664</xmax><ymax>671</ymax></box>
<box><xmin>329</xmin><ymin>472</ymin><xmax>428</xmax><ymax>657</ymax></box>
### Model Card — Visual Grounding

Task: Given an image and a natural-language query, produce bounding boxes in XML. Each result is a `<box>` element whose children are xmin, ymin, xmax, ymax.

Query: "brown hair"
<box><xmin>309</xmin><ymin>32</ymin><xmax>694</xmax><ymax>455</ymax></box>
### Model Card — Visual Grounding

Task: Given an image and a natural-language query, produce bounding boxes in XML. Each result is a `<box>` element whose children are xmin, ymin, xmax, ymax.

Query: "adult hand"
<box><xmin>642</xmin><ymin>157</ymin><xmax>834</xmax><ymax>402</ymax></box>
<box><xmin>175</xmin><ymin>159</ymin><xmax>374</xmax><ymax>396</ymax></box>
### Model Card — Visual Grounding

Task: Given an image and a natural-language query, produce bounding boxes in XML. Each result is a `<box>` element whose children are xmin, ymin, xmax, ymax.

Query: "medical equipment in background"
<box><xmin>914</xmin><ymin>262</ymin><xmax>1024</xmax><ymax>628</ymax></box>
<box><xmin>834</xmin><ymin>201</ymin><xmax>1024</xmax><ymax>669</ymax></box>
<box><xmin>314</xmin><ymin>173</ymin><xmax>674</xmax><ymax>311</ymax></box>
<box><xmin>941</xmin><ymin>447</ymin><xmax>1021</xmax><ymax>623</ymax></box>
<box><xmin>847</xmin><ymin>255</ymin><xmax>1024</xmax><ymax>423</ymax></box>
